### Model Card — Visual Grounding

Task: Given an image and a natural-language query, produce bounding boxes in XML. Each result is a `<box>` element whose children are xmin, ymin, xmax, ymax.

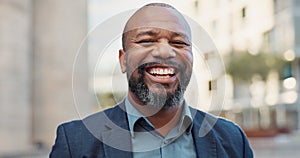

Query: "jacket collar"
<box><xmin>190</xmin><ymin>107</ymin><xmax>217</xmax><ymax>158</ymax></box>
<box><xmin>93</xmin><ymin>101</ymin><xmax>217</xmax><ymax>158</ymax></box>
<box><xmin>101</xmin><ymin>102</ymin><xmax>133</xmax><ymax>158</ymax></box>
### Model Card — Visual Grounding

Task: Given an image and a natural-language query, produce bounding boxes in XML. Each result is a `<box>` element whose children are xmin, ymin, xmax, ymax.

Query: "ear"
<box><xmin>119</xmin><ymin>49</ymin><xmax>126</xmax><ymax>73</ymax></box>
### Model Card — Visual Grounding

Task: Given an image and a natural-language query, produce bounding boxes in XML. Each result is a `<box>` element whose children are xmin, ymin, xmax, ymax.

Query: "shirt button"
<box><xmin>163</xmin><ymin>139</ymin><xmax>171</xmax><ymax>144</ymax></box>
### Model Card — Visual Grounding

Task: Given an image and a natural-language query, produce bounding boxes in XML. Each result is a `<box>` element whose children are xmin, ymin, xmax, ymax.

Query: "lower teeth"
<box><xmin>156</xmin><ymin>75</ymin><xmax>169</xmax><ymax>79</ymax></box>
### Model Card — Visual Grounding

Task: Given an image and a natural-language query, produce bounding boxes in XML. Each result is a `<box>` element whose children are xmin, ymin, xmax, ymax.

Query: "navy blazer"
<box><xmin>50</xmin><ymin>102</ymin><xmax>253</xmax><ymax>158</ymax></box>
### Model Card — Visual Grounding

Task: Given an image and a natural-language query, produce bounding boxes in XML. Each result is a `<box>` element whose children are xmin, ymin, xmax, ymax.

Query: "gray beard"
<box><xmin>128</xmin><ymin>63</ymin><xmax>190</xmax><ymax>109</ymax></box>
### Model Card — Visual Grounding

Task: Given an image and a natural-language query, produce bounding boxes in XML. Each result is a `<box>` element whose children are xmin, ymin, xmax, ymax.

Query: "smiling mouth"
<box><xmin>146</xmin><ymin>66</ymin><xmax>176</xmax><ymax>79</ymax></box>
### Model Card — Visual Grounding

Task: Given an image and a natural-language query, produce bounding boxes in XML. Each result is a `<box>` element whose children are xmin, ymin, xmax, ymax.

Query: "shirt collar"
<box><xmin>125</xmin><ymin>97</ymin><xmax>193</xmax><ymax>137</ymax></box>
<box><xmin>179</xmin><ymin>101</ymin><xmax>193</xmax><ymax>134</ymax></box>
<box><xmin>125</xmin><ymin>97</ymin><xmax>144</xmax><ymax>137</ymax></box>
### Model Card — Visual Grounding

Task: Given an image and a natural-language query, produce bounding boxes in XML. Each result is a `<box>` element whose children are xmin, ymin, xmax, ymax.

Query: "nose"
<box><xmin>151</xmin><ymin>42</ymin><xmax>176</xmax><ymax>59</ymax></box>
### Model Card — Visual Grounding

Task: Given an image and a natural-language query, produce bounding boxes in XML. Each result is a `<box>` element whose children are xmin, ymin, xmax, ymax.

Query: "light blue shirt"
<box><xmin>125</xmin><ymin>97</ymin><xmax>197</xmax><ymax>158</ymax></box>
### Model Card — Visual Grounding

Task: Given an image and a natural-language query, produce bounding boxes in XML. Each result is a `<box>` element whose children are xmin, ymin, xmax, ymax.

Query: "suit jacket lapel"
<box><xmin>101</xmin><ymin>102</ymin><xmax>133</xmax><ymax>158</ymax></box>
<box><xmin>190</xmin><ymin>108</ymin><xmax>217</xmax><ymax>158</ymax></box>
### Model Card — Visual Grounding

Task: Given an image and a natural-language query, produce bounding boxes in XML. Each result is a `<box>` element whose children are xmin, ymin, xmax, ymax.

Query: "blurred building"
<box><xmin>192</xmin><ymin>0</ymin><xmax>300</xmax><ymax>134</ymax></box>
<box><xmin>0</xmin><ymin>0</ymin><xmax>91</xmax><ymax>156</ymax></box>
<box><xmin>90</xmin><ymin>0</ymin><xmax>300</xmax><ymax>135</ymax></box>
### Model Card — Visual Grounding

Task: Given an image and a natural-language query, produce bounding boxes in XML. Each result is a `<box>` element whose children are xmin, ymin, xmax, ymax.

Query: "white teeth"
<box><xmin>156</xmin><ymin>75</ymin><xmax>169</xmax><ymax>79</ymax></box>
<box><xmin>160</xmin><ymin>69</ymin><xmax>163</xmax><ymax>74</ymax></box>
<box><xmin>163</xmin><ymin>69</ymin><xmax>167</xmax><ymax>74</ymax></box>
<box><xmin>148</xmin><ymin>68</ymin><xmax>175</xmax><ymax>75</ymax></box>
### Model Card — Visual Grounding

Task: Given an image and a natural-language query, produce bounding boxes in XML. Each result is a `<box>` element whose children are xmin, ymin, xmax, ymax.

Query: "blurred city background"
<box><xmin>1</xmin><ymin>0</ymin><xmax>300</xmax><ymax>157</ymax></box>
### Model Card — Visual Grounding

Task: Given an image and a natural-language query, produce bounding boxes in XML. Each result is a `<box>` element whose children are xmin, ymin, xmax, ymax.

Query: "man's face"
<box><xmin>119</xmin><ymin>6</ymin><xmax>193</xmax><ymax>108</ymax></box>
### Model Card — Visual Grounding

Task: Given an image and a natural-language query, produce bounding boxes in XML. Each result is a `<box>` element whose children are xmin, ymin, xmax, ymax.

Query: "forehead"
<box><xmin>124</xmin><ymin>6</ymin><xmax>191</xmax><ymax>39</ymax></box>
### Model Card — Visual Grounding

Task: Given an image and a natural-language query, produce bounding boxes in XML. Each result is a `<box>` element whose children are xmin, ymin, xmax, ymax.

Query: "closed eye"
<box><xmin>171</xmin><ymin>41</ymin><xmax>190</xmax><ymax>47</ymax></box>
<box><xmin>135</xmin><ymin>39</ymin><xmax>156</xmax><ymax>44</ymax></box>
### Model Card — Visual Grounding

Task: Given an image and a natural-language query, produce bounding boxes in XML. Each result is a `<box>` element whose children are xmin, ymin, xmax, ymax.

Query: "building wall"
<box><xmin>191</xmin><ymin>0</ymin><xmax>300</xmax><ymax>130</ymax></box>
<box><xmin>293</xmin><ymin>0</ymin><xmax>300</xmax><ymax>56</ymax></box>
<box><xmin>0</xmin><ymin>0</ymin><xmax>33</xmax><ymax>153</ymax></box>
<box><xmin>32</xmin><ymin>0</ymin><xmax>90</xmax><ymax>147</ymax></box>
<box><xmin>0</xmin><ymin>0</ymin><xmax>90</xmax><ymax>155</ymax></box>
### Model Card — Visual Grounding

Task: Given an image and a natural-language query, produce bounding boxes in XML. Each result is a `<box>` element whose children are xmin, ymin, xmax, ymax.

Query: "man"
<box><xmin>50</xmin><ymin>3</ymin><xmax>253</xmax><ymax>158</ymax></box>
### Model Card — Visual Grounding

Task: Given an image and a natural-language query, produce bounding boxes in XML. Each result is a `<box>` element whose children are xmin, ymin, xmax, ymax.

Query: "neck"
<box><xmin>128</xmin><ymin>92</ymin><xmax>184</xmax><ymax>136</ymax></box>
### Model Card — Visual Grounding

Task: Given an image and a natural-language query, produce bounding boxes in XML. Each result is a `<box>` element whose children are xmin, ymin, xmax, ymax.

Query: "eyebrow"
<box><xmin>136</xmin><ymin>29</ymin><xmax>190</xmax><ymax>39</ymax></box>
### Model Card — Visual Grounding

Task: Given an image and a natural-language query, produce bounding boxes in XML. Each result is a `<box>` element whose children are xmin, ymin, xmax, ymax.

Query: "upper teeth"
<box><xmin>149</xmin><ymin>68</ymin><xmax>175</xmax><ymax>75</ymax></box>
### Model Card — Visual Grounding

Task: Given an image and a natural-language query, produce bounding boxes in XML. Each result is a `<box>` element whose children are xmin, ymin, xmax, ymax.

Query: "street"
<box><xmin>250</xmin><ymin>131</ymin><xmax>300</xmax><ymax>158</ymax></box>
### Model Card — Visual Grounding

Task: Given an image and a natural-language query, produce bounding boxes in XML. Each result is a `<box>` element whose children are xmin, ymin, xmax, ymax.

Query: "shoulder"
<box><xmin>191</xmin><ymin>107</ymin><xmax>241</xmax><ymax>128</ymax></box>
<box><xmin>59</xmin><ymin>104</ymin><xmax>122</xmax><ymax>131</ymax></box>
<box><xmin>190</xmin><ymin>107</ymin><xmax>246</xmax><ymax>142</ymax></box>
<box><xmin>191</xmin><ymin>107</ymin><xmax>253</xmax><ymax>156</ymax></box>
<box><xmin>191</xmin><ymin>107</ymin><xmax>253</xmax><ymax>157</ymax></box>
<box><xmin>51</xmin><ymin>105</ymin><xmax>123</xmax><ymax>149</ymax></box>
<box><xmin>57</xmin><ymin>102</ymin><xmax>128</xmax><ymax>139</ymax></box>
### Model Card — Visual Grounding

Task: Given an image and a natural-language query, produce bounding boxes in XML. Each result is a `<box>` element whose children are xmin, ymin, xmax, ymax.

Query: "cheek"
<box><xmin>125</xmin><ymin>53</ymin><xmax>145</xmax><ymax>78</ymax></box>
<box><xmin>180</xmin><ymin>50</ymin><xmax>193</xmax><ymax>69</ymax></box>
<box><xmin>185</xmin><ymin>48</ymin><xmax>193</xmax><ymax>61</ymax></box>
<box><xmin>125</xmin><ymin>60</ymin><xmax>137</xmax><ymax>79</ymax></box>
<box><xmin>125</xmin><ymin>47</ymin><xmax>153</xmax><ymax>68</ymax></box>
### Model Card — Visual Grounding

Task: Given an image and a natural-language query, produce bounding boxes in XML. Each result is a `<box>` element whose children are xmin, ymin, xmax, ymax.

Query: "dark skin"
<box><xmin>119</xmin><ymin>6</ymin><xmax>193</xmax><ymax>137</ymax></box>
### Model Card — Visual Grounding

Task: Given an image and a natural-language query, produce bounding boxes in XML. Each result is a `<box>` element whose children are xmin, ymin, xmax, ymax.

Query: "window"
<box><xmin>242</xmin><ymin>7</ymin><xmax>247</xmax><ymax>18</ymax></box>
<box><xmin>208</xmin><ymin>80</ymin><xmax>217</xmax><ymax>91</ymax></box>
